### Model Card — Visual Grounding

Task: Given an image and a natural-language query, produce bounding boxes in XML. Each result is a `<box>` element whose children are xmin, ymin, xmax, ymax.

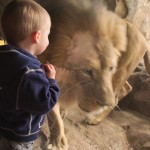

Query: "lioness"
<box><xmin>37</xmin><ymin>0</ymin><xmax>150</xmax><ymax>149</ymax></box>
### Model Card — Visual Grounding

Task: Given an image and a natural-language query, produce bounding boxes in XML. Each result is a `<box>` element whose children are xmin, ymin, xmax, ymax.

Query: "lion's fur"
<box><xmin>39</xmin><ymin>0</ymin><xmax>127</xmax><ymax>66</ymax></box>
<box><xmin>115</xmin><ymin>0</ymin><xmax>128</xmax><ymax>18</ymax></box>
<box><xmin>37</xmin><ymin>0</ymin><xmax>150</xmax><ymax>149</ymax></box>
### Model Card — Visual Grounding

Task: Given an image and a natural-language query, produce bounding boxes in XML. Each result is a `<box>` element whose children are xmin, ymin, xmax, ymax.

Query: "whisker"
<box><xmin>115</xmin><ymin>105</ymin><xmax>122</xmax><ymax>111</ymax></box>
<box><xmin>59</xmin><ymin>85</ymin><xmax>66</xmax><ymax>90</ymax></box>
<box><xmin>108</xmin><ymin>105</ymin><xmax>114</xmax><ymax>110</ymax></box>
<box><xmin>81</xmin><ymin>82</ymin><xmax>92</xmax><ymax>88</ymax></box>
<box><xmin>60</xmin><ymin>80</ymin><xmax>87</xmax><ymax>98</ymax></box>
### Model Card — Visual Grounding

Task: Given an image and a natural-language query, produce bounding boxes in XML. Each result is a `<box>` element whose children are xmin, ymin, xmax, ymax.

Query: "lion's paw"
<box><xmin>47</xmin><ymin>144</ymin><xmax>68</xmax><ymax>150</ymax></box>
<box><xmin>47</xmin><ymin>134</ymin><xmax>68</xmax><ymax>150</ymax></box>
<box><xmin>84</xmin><ymin>114</ymin><xmax>104</xmax><ymax>125</ymax></box>
<box><xmin>84</xmin><ymin>106</ymin><xmax>112</xmax><ymax>125</ymax></box>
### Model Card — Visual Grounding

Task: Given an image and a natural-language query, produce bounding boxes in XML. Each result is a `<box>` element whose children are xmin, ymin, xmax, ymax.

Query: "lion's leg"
<box><xmin>47</xmin><ymin>102</ymin><xmax>68</xmax><ymax>150</ymax></box>
<box><xmin>117</xmin><ymin>81</ymin><xmax>132</xmax><ymax>100</ymax></box>
<box><xmin>85</xmin><ymin>81</ymin><xmax>132</xmax><ymax>125</ymax></box>
<box><xmin>144</xmin><ymin>48</ymin><xmax>150</xmax><ymax>76</ymax></box>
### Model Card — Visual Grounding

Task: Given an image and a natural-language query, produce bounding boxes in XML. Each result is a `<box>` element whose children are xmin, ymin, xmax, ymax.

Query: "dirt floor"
<box><xmin>34</xmin><ymin>103</ymin><xmax>150</xmax><ymax>150</ymax></box>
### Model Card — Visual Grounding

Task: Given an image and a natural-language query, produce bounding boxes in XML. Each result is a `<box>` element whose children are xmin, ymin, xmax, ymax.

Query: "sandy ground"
<box><xmin>34</xmin><ymin>103</ymin><xmax>150</xmax><ymax>150</ymax></box>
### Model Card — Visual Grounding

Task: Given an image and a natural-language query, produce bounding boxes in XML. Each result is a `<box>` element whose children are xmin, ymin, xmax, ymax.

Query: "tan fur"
<box><xmin>37</xmin><ymin>0</ymin><xmax>150</xmax><ymax>149</ymax></box>
<box><xmin>115</xmin><ymin>0</ymin><xmax>128</xmax><ymax>18</ymax></box>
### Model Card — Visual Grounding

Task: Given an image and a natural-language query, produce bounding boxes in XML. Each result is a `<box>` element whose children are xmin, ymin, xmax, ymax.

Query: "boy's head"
<box><xmin>1</xmin><ymin>0</ymin><xmax>51</xmax><ymax>47</ymax></box>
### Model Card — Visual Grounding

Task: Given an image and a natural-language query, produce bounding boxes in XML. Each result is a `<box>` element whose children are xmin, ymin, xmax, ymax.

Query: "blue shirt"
<box><xmin>0</xmin><ymin>45</ymin><xmax>60</xmax><ymax>142</ymax></box>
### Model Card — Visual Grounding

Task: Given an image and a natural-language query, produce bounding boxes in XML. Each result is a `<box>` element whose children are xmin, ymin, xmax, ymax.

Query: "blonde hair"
<box><xmin>1</xmin><ymin>0</ymin><xmax>50</xmax><ymax>45</ymax></box>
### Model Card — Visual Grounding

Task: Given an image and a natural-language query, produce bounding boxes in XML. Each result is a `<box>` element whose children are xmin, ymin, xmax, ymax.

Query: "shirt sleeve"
<box><xmin>18</xmin><ymin>70</ymin><xmax>60</xmax><ymax>114</ymax></box>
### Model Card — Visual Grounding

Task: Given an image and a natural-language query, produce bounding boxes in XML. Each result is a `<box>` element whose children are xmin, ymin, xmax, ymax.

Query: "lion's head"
<box><xmin>38</xmin><ymin>0</ymin><xmax>149</xmax><ymax>108</ymax></box>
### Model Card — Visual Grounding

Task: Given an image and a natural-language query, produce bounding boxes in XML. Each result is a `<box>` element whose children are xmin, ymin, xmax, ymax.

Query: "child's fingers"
<box><xmin>43</xmin><ymin>64</ymin><xmax>51</xmax><ymax>73</ymax></box>
<box><xmin>43</xmin><ymin>64</ymin><xmax>55</xmax><ymax>72</ymax></box>
<box><xmin>47</xmin><ymin>64</ymin><xmax>55</xmax><ymax>69</ymax></box>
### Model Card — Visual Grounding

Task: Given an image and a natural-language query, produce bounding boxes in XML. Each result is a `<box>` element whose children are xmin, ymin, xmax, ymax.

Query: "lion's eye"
<box><xmin>82</xmin><ymin>69</ymin><xmax>93</xmax><ymax>76</ymax></box>
<box><xmin>109</xmin><ymin>66</ymin><xmax>113</xmax><ymax>71</ymax></box>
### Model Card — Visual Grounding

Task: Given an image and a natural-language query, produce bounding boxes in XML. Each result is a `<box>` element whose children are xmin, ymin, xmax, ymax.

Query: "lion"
<box><xmin>36</xmin><ymin>0</ymin><xmax>150</xmax><ymax>149</ymax></box>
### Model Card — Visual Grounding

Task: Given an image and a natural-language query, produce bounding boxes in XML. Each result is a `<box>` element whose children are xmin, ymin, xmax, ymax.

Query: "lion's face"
<box><xmin>64</xmin><ymin>31</ymin><xmax>120</xmax><ymax>107</ymax></box>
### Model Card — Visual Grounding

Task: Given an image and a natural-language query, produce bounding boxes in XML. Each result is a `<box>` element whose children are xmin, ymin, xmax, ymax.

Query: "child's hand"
<box><xmin>43</xmin><ymin>64</ymin><xmax>56</xmax><ymax>79</ymax></box>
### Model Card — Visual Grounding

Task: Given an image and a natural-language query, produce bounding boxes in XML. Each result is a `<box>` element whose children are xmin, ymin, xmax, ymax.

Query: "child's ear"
<box><xmin>32</xmin><ymin>31</ymin><xmax>40</xmax><ymax>43</ymax></box>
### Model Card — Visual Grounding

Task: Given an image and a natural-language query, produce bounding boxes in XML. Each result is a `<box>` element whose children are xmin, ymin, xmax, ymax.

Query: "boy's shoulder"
<box><xmin>0</xmin><ymin>44</ymin><xmax>42</xmax><ymax>70</ymax></box>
